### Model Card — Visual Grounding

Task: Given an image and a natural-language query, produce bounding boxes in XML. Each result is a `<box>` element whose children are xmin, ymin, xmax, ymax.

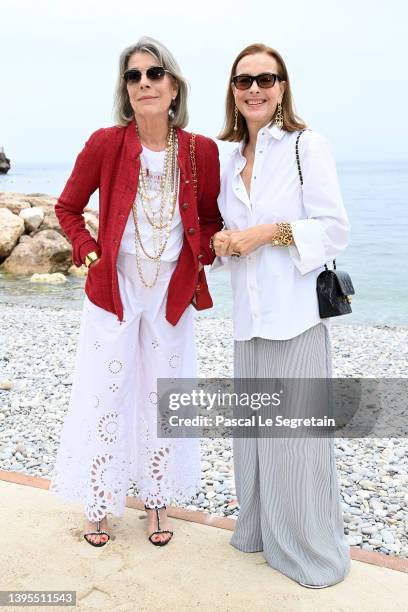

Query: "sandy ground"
<box><xmin>0</xmin><ymin>480</ymin><xmax>407</xmax><ymax>612</ymax></box>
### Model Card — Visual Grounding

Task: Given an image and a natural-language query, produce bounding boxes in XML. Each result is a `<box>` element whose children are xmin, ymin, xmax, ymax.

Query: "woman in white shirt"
<box><xmin>212</xmin><ymin>43</ymin><xmax>351</xmax><ymax>587</ymax></box>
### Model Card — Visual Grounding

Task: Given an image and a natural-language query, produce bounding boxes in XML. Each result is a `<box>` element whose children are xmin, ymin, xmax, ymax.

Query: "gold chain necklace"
<box><xmin>132</xmin><ymin>124</ymin><xmax>179</xmax><ymax>287</ymax></box>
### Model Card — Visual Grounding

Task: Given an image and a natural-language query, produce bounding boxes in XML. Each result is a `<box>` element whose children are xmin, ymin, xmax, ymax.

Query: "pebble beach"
<box><xmin>0</xmin><ymin>302</ymin><xmax>407</xmax><ymax>558</ymax></box>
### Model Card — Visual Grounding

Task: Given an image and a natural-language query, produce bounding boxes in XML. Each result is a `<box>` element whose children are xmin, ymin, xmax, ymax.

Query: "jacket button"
<box><xmin>182</xmin><ymin>202</ymin><xmax>189</xmax><ymax>210</ymax></box>
<box><xmin>113</xmin><ymin>239</ymin><xmax>118</xmax><ymax>244</ymax></box>
<box><xmin>198</xmin><ymin>254</ymin><xmax>204</xmax><ymax>260</ymax></box>
<box><xmin>187</xmin><ymin>228</ymin><xmax>195</xmax><ymax>235</ymax></box>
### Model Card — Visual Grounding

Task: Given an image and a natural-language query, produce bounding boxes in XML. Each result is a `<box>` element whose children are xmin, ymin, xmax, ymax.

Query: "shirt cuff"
<box><xmin>288</xmin><ymin>219</ymin><xmax>326</xmax><ymax>275</ymax></box>
<box><xmin>209</xmin><ymin>255</ymin><xmax>230</xmax><ymax>273</ymax></box>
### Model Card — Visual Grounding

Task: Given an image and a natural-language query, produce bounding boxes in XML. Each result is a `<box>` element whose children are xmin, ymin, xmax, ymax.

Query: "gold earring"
<box><xmin>274</xmin><ymin>102</ymin><xmax>284</xmax><ymax>129</ymax></box>
<box><xmin>234</xmin><ymin>105</ymin><xmax>239</xmax><ymax>131</ymax></box>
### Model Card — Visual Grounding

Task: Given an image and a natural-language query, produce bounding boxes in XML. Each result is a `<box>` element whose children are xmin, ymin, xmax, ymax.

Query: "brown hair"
<box><xmin>218</xmin><ymin>43</ymin><xmax>306</xmax><ymax>142</ymax></box>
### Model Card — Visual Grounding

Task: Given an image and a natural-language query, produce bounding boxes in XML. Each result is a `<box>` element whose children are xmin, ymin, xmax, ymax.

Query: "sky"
<box><xmin>1</xmin><ymin>0</ymin><xmax>407</xmax><ymax>163</ymax></box>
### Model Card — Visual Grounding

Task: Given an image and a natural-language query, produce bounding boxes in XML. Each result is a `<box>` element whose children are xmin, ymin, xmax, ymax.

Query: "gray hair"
<box><xmin>113</xmin><ymin>36</ymin><xmax>189</xmax><ymax>128</ymax></box>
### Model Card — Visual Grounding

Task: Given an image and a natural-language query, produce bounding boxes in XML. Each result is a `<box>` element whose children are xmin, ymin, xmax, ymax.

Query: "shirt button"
<box><xmin>187</xmin><ymin>228</ymin><xmax>195</xmax><ymax>235</ymax></box>
<box><xmin>182</xmin><ymin>202</ymin><xmax>189</xmax><ymax>210</ymax></box>
<box><xmin>254</xmin><ymin>312</ymin><xmax>259</xmax><ymax>318</ymax></box>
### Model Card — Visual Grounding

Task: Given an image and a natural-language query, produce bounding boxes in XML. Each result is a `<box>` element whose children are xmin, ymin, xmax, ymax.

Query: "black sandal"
<box><xmin>144</xmin><ymin>505</ymin><xmax>174</xmax><ymax>546</ymax></box>
<box><xmin>83</xmin><ymin>520</ymin><xmax>110</xmax><ymax>547</ymax></box>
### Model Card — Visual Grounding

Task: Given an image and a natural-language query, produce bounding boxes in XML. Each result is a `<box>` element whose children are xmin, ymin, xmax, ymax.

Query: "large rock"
<box><xmin>19</xmin><ymin>206</ymin><xmax>45</xmax><ymax>232</ymax></box>
<box><xmin>0</xmin><ymin>208</ymin><xmax>25</xmax><ymax>259</ymax></box>
<box><xmin>84</xmin><ymin>212</ymin><xmax>99</xmax><ymax>239</ymax></box>
<box><xmin>39</xmin><ymin>206</ymin><xmax>61</xmax><ymax>232</ymax></box>
<box><xmin>1</xmin><ymin>229</ymin><xmax>72</xmax><ymax>275</ymax></box>
<box><xmin>0</xmin><ymin>198</ymin><xmax>31</xmax><ymax>215</ymax></box>
<box><xmin>30</xmin><ymin>272</ymin><xmax>67</xmax><ymax>284</ymax></box>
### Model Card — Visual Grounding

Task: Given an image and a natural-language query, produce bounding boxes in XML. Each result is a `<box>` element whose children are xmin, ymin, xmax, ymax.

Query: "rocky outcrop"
<box><xmin>19</xmin><ymin>207</ymin><xmax>45</xmax><ymax>232</ymax></box>
<box><xmin>0</xmin><ymin>208</ymin><xmax>25</xmax><ymax>258</ymax></box>
<box><xmin>1</xmin><ymin>230</ymin><xmax>72</xmax><ymax>275</ymax></box>
<box><xmin>0</xmin><ymin>192</ymin><xmax>99</xmax><ymax>275</ymax></box>
<box><xmin>0</xmin><ymin>148</ymin><xmax>11</xmax><ymax>174</ymax></box>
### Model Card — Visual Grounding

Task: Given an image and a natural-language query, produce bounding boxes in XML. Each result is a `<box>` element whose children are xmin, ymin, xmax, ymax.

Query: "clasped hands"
<box><xmin>212</xmin><ymin>224</ymin><xmax>277</xmax><ymax>258</ymax></box>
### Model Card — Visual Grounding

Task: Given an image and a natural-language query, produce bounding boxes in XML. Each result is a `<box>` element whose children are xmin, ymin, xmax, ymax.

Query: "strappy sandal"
<box><xmin>83</xmin><ymin>520</ymin><xmax>110</xmax><ymax>547</ymax></box>
<box><xmin>144</xmin><ymin>505</ymin><xmax>174</xmax><ymax>547</ymax></box>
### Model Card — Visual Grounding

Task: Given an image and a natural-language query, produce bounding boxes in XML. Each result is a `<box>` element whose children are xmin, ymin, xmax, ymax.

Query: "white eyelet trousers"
<box><xmin>49</xmin><ymin>252</ymin><xmax>200</xmax><ymax>521</ymax></box>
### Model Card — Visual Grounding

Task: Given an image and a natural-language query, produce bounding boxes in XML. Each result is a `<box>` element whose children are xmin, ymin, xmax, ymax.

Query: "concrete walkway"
<box><xmin>1</xmin><ymin>478</ymin><xmax>407</xmax><ymax>612</ymax></box>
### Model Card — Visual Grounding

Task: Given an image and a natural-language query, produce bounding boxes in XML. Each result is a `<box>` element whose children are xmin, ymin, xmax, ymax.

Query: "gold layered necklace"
<box><xmin>132</xmin><ymin>124</ymin><xmax>179</xmax><ymax>287</ymax></box>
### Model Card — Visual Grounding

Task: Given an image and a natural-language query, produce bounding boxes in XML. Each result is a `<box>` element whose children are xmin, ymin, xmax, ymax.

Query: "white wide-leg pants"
<box><xmin>49</xmin><ymin>252</ymin><xmax>200</xmax><ymax>521</ymax></box>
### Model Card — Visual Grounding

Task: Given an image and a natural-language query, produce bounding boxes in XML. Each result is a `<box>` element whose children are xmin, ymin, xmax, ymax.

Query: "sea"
<box><xmin>0</xmin><ymin>160</ymin><xmax>407</xmax><ymax>327</ymax></box>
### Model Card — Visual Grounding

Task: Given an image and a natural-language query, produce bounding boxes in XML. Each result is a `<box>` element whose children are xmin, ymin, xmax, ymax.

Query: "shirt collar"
<box><xmin>234</xmin><ymin>122</ymin><xmax>285</xmax><ymax>160</ymax></box>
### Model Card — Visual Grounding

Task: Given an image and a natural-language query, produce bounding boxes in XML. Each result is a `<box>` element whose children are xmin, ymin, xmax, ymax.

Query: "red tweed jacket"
<box><xmin>55</xmin><ymin>119</ymin><xmax>223</xmax><ymax>325</ymax></box>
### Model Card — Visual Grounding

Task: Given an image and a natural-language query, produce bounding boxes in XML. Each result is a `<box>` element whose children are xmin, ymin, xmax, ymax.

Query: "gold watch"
<box><xmin>85</xmin><ymin>251</ymin><xmax>99</xmax><ymax>268</ymax></box>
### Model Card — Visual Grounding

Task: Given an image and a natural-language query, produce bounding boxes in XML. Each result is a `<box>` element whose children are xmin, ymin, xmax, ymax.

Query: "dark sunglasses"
<box><xmin>123</xmin><ymin>66</ymin><xmax>170</xmax><ymax>84</ymax></box>
<box><xmin>232</xmin><ymin>72</ymin><xmax>283</xmax><ymax>90</ymax></box>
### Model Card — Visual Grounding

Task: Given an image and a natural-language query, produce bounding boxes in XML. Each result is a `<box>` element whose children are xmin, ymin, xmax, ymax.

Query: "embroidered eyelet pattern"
<box><xmin>148</xmin><ymin>447</ymin><xmax>170</xmax><ymax>484</ymax></box>
<box><xmin>169</xmin><ymin>354</ymin><xmax>180</xmax><ymax>369</ymax></box>
<box><xmin>149</xmin><ymin>391</ymin><xmax>158</xmax><ymax>405</ymax></box>
<box><xmin>88</xmin><ymin>453</ymin><xmax>122</xmax><ymax>521</ymax></box>
<box><xmin>159</xmin><ymin>413</ymin><xmax>173</xmax><ymax>436</ymax></box>
<box><xmin>93</xmin><ymin>395</ymin><xmax>100</xmax><ymax>409</ymax></box>
<box><xmin>109</xmin><ymin>383</ymin><xmax>119</xmax><ymax>393</ymax></box>
<box><xmin>108</xmin><ymin>359</ymin><xmax>123</xmax><ymax>375</ymax></box>
<box><xmin>94</xmin><ymin>340</ymin><xmax>101</xmax><ymax>350</ymax></box>
<box><xmin>151</xmin><ymin>340</ymin><xmax>159</xmax><ymax>350</ymax></box>
<box><xmin>98</xmin><ymin>411</ymin><xmax>119</xmax><ymax>444</ymax></box>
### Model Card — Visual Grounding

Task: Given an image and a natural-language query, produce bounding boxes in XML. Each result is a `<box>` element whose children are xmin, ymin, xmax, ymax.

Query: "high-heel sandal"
<box><xmin>83</xmin><ymin>520</ymin><xmax>110</xmax><ymax>547</ymax></box>
<box><xmin>144</xmin><ymin>505</ymin><xmax>174</xmax><ymax>547</ymax></box>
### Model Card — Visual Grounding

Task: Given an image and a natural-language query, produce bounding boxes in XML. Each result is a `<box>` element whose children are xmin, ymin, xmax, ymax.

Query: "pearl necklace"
<box><xmin>132</xmin><ymin>124</ymin><xmax>179</xmax><ymax>287</ymax></box>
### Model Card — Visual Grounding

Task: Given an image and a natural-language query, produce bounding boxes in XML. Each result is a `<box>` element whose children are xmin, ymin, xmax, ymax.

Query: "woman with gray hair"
<box><xmin>49</xmin><ymin>37</ymin><xmax>222</xmax><ymax>546</ymax></box>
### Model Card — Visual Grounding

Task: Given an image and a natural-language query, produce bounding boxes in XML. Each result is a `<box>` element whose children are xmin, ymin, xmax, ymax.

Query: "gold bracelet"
<box><xmin>85</xmin><ymin>251</ymin><xmax>99</xmax><ymax>268</ymax></box>
<box><xmin>271</xmin><ymin>222</ymin><xmax>293</xmax><ymax>246</ymax></box>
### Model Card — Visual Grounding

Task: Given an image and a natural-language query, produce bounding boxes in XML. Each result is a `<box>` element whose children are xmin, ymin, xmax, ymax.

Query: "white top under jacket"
<box><xmin>120</xmin><ymin>146</ymin><xmax>183</xmax><ymax>261</ymax></box>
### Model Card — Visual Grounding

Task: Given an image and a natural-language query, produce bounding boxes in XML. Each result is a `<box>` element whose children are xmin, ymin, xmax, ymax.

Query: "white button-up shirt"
<box><xmin>212</xmin><ymin>124</ymin><xmax>350</xmax><ymax>341</ymax></box>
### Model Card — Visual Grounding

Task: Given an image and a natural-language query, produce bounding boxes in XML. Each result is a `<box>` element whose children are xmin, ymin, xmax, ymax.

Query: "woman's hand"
<box><xmin>226</xmin><ymin>224</ymin><xmax>278</xmax><ymax>257</ymax></box>
<box><xmin>212</xmin><ymin>230</ymin><xmax>234</xmax><ymax>256</ymax></box>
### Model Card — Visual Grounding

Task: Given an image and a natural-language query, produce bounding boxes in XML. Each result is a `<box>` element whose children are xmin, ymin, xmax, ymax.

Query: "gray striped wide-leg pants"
<box><xmin>230</xmin><ymin>322</ymin><xmax>351</xmax><ymax>586</ymax></box>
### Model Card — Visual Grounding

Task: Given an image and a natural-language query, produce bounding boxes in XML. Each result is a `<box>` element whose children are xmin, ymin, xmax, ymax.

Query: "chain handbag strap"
<box><xmin>189</xmin><ymin>132</ymin><xmax>198</xmax><ymax>200</ymax></box>
<box><xmin>295</xmin><ymin>128</ymin><xmax>308</xmax><ymax>186</ymax></box>
<box><xmin>296</xmin><ymin>128</ymin><xmax>336</xmax><ymax>270</ymax></box>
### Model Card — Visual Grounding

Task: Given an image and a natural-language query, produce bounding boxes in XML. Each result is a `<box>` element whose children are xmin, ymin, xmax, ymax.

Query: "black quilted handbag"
<box><xmin>316</xmin><ymin>260</ymin><xmax>355</xmax><ymax>318</ymax></box>
<box><xmin>296</xmin><ymin>130</ymin><xmax>355</xmax><ymax>318</ymax></box>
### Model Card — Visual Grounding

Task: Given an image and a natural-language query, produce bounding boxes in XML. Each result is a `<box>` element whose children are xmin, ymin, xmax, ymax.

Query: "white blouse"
<box><xmin>212</xmin><ymin>124</ymin><xmax>351</xmax><ymax>341</ymax></box>
<box><xmin>120</xmin><ymin>146</ymin><xmax>183</xmax><ymax>261</ymax></box>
